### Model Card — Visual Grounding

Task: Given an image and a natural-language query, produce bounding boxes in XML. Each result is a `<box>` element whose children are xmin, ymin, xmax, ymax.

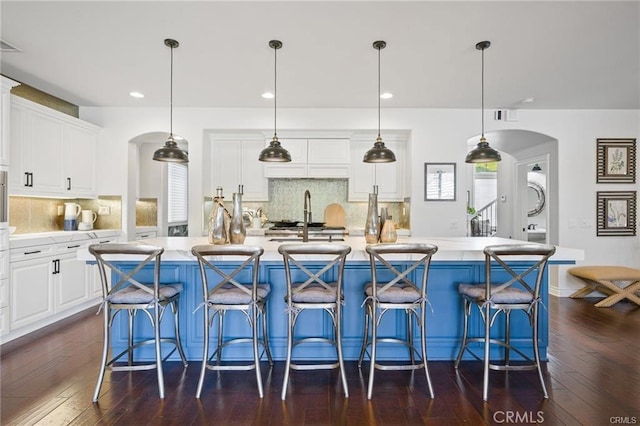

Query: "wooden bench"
<box><xmin>568</xmin><ymin>266</ymin><xmax>640</xmax><ymax>307</ymax></box>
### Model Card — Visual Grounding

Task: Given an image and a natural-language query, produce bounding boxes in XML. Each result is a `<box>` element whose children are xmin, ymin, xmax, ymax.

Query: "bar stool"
<box><xmin>278</xmin><ymin>243</ymin><xmax>352</xmax><ymax>400</ymax></box>
<box><xmin>454</xmin><ymin>243</ymin><xmax>556</xmax><ymax>401</ymax></box>
<box><xmin>358</xmin><ymin>243</ymin><xmax>438</xmax><ymax>400</ymax></box>
<box><xmin>191</xmin><ymin>244</ymin><xmax>273</xmax><ymax>398</ymax></box>
<box><xmin>89</xmin><ymin>243</ymin><xmax>188</xmax><ymax>402</ymax></box>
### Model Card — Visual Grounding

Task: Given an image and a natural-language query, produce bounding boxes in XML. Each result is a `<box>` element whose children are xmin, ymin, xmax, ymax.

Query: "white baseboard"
<box><xmin>0</xmin><ymin>298</ymin><xmax>100</xmax><ymax>345</ymax></box>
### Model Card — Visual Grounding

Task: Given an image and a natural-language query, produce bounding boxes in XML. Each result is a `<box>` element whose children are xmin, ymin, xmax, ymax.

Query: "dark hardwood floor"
<box><xmin>1</xmin><ymin>296</ymin><xmax>639</xmax><ymax>425</ymax></box>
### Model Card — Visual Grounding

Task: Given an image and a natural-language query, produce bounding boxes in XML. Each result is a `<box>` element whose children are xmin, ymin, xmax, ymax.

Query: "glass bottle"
<box><xmin>208</xmin><ymin>188</ymin><xmax>227</xmax><ymax>245</ymax></box>
<box><xmin>229</xmin><ymin>192</ymin><xmax>246</xmax><ymax>244</ymax></box>
<box><xmin>364</xmin><ymin>192</ymin><xmax>380</xmax><ymax>244</ymax></box>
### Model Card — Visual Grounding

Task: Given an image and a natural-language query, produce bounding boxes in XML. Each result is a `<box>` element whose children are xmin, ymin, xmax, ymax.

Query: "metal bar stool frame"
<box><xmin>358</xmin><ymin>243</ymin><xmax>439</xmax><ymax>400</ymax></box>
<box><xmin>278</xmin><ymin>243</ymin><xmax>352</xmax><ymax>401</ymax></box>
<box><xmin>454</xmin><ymin>243</ymin><xmax>556</xmax><ymax>401</ymax></box>
<box><xmin>89</xmin><ymin>243</ymin><xmax>188</xmax><ymax>402</ymax></box>
<box><xmin>191</xmin><ymin>244</ymin><xmax>273</xmax><ymax>398</ymax></box>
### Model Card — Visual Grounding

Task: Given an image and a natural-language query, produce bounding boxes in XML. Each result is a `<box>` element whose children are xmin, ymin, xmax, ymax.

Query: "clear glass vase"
<box><xmin>229</xmin><ymin>192</ymin><xmax>246</xmax><ymax>244</ymax></box>
<box><xmin>364</xmin><ymin>192</ymin><xmax>380</xmax><ymax>244</ymax></box>
<box><xmin>208</xmin><ymin>196</ymin><xmax>227</xmax><ymax>245</ymax></box>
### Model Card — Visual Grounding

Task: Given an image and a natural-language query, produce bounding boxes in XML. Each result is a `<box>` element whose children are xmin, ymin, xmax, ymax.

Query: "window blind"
<box><xmin>167</xmin><ymin>163</ymin><xmax>188</xmax><ymax>224</ymax></box>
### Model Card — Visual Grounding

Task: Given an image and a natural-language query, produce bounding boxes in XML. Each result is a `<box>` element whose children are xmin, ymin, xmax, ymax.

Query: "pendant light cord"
<box><xmin>170</xmin><ymin>44</ymin><xmax>174</xmax><ymax>137</ymax></box>
<box><xmin>273</xmin><ymin>45</ymin><xmax>278</xmax><ymax>139</ymax></box>
<box><xmin>480</xmin><ymin>46</ymin><xmax>484</xmax><ymax>138</ymax></box>
<box><xmin>377</xmin><ymin>45</ymin><xmax>381</xmax><ymax>139</ymax></box>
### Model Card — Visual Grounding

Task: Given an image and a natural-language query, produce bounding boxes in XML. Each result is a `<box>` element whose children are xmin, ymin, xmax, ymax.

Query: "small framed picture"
<box><xmin>597</xmin><ymin>191</ymin><xmax>637</xmax><ymax>236</ymax></box>
<box><xmin>597</xmin><ymin>138</ymin><xmax>636</xmax><ymax>183</ymax></box>
<box><xmin>425</xmin><ymin>163</ymin><xmax>456</xmax><ymax>201</ymax></box>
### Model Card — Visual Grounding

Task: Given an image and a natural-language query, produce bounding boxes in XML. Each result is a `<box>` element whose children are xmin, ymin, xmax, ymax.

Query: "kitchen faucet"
<box><xmin>302</xmin><ymin>190</ymin><xmax>312</xmax><ymax>242</ymax></box>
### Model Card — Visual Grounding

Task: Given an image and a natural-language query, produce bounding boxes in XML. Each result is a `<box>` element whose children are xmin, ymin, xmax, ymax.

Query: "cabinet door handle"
<box><xmin>24</xmin><ymin>172</ymin><xmax>33</xmax><ymax>187</ymax></box>
<box><xmin>67</xmin><ymin>177</ymin><xmax>71</xmax><ymax>191</ymax></box>
<box><xmin>52</xmin><ymin>259</ymin><xmax>58</xmax><ymax>274</ymax></box>
<box><xmin>24</xmin><ymin>250</ymin><xmax>42</xmax><ymax>255</ymax></box>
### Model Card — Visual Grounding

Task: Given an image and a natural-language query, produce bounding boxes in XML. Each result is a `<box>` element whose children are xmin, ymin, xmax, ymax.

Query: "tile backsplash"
<box><xmin>204</xmin><ymin>178</ymin><xmax>409</xmax><ymax>231</ymax></box>
<box><xmin>136</xmin><ymin>198</ymin><xmax>158</xmax><ymax>226</ymax></box>
<box><xmin>9</xmin><ymin>195</ymin><xmax>122</xmax><ymax>234</ymax></box>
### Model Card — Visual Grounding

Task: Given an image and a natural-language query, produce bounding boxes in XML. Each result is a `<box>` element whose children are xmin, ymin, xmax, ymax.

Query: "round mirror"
<box><xmin>527</xmin><ymin>181</ymin><xmax>545</xmax><ymax>217</ymax></box>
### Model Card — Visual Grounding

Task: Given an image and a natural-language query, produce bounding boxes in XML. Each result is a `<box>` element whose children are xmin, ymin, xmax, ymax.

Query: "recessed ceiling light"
<box><xmin>521</xmin><ymin>97</ymin><xmax>535</xmax><ymax>104</ymax></box>
<box><xmin>380</xmin><ymin>92</ymin><xmax>393</xmax><ymax>99</ymax></box>
<box><xmin>129</xmin><ymin>91</ymin><xmax>144</xmax><ymax>98</ymax></box>
<box><xmin>262</xmin><ymin>92</ymin><xmax>274</xmax><ymax>99</ymax></box>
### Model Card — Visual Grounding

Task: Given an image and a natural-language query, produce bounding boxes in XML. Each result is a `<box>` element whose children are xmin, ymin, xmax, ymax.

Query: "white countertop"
<box><xmin>77</xmin><ymin>235</ymin><xmax>584</xmax><ymax>263</ymax></box>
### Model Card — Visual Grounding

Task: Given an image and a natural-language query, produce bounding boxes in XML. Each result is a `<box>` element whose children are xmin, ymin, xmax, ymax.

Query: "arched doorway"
<box><xmin>127</xmin><ymin>132</ymin><xmax>188</xmax><ymax>240</ymax></box>
<box><xmin>466</xmin><ymin>129</ymin><xmax>558</xmax><ymax>244</ymax></box>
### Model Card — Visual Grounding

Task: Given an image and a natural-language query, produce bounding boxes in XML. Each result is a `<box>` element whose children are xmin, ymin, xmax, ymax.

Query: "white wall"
<box><xmin>80</xmin><ymin>106</ymin><xmax>640</xmax><ymax>295</ymax></box>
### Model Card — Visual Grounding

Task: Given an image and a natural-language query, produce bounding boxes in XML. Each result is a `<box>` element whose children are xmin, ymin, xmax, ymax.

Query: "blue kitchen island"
<box><xmin>79</xmin><ymin>236</ymin><xmax>582</xmax><ymax>362</ymax></box>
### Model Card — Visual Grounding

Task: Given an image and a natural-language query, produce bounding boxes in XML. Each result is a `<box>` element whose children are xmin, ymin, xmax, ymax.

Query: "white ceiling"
<box><xmin>1</xmin><ymin>1</ymin><xmax>638</xmax><ymax>110</ymax></box>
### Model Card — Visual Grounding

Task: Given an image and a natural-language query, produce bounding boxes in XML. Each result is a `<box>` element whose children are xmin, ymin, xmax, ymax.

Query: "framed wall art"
<box><xmin>596</xmin><ymin>138</ymin><xmax>636</xmax><ymax>183</ymax></box>
<box><xmin>596</xmin><ymin>190</ymin><xmax>637</xmax><ymax>236</ymax></box>
<box><xmin>425</xmin><ymin>163</ymin><xmax>456</xmax><ymax>201</ymax></box>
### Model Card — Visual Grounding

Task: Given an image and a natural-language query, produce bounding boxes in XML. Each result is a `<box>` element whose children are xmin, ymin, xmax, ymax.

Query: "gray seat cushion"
<box><xmin>208</xmin><ymin>283</ymin><xmax>271</xmax><ymax>305</ymax></box>
<box><xmin>110</xmin><ymin>283</ymin><xmax>183</xmax><ymax>304</ymax></box>
<box><xmin>365</xmin><ymin>283</ymin><xmax>421</xmax><ymax>303</ymax></box>
<box><xmin>291</xmin><ymin>283</ymin><xmax>337</xmax><ymax>303</ymax></box>
<box><xmin>458</xmin><ymin>283</ymin><xmax>533</xmax><ymax>304</ymax></box>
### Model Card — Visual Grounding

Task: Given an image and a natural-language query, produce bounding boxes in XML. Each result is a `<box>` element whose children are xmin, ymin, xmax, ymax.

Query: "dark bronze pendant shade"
<box><xmin>465</xmin><ymin>136</ymin><xmax>501</xmax><ymax>163</ymax></box>
<box><xmin>259</xmin><ymin>135</ymin><xmax>291</xmax><ymax>162</ymax></box>
<box><xmin>153</xmin><ymin>135</ymin><xmax>188</xmax><ymax>163</ymax></box>
<box><xmin>259</xmin><ymin>40</ymin><xmax>291</xmax><ymax>162</ymax></box>
<box><xmin>363</xmin><ymin>40</ymin><xmax>396</xmax><ymax>163</ymax></box>
<box><xmin>153</xmin><ymin>38</ymin><xmax>188</xmax><ymax>163</ymax></box>
<box><xmin>364</xmin><ymin>136</ymin><xmax>396</xmax><ymax>163</ymax></box>
<box><xmin>465</xmin><ymin>40</ymin><xmax>501</xmax><ymax>164</ymax></box>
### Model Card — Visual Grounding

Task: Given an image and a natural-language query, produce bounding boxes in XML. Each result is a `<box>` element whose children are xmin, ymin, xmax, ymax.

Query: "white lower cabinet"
<box><xmin>56</xmin><ymin>246</ymin><xmax>89</xmax><ymax>311</ymax></box>
<box><xmin>9</xmin><ymin>251</ymin><xmax>55</xmax><ymax>330</ymax></box>
<box><xmin>0</xmin><ymin>276</ymin><xmax>11</xmax><ymax>336</ymax></box>
<box><xmin>86</xmin><ymin>236</ymin><xmax>120</xmax><ymax>297</ymax></box>
<box><xmin>135</xmin><ymin>230</ymin><xmax>157</xmax><ymax>240</ymax></box>
<box><xmin>5</xmin><ymin>232</ymin><xmax>119</xmax><ymax>342</ymax></box>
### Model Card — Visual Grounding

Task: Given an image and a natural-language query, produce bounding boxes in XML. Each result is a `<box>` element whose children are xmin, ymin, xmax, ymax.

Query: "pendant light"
<box><xmin>153</xmin><ymin>38</ymin><xmax>188</xmax><ymax>163</ymax></box>
<box><xmin>465</xmin><ymin>41</ymin><xmax>501</xmax><ymax>164</ymax></box>
<box><xmin>363</xmin><ymin>40</ymin><xmax>396</xmax><ymax>163</ymax></box>
<box><xmin>259</xmin><ymin>40</ymin><xmax>291</xmax><ymax>162</ymax></box>
<box><xmin>532</xmin><ymin>163</ymin><xmax>542</xmax><ymax>172</ymax></box>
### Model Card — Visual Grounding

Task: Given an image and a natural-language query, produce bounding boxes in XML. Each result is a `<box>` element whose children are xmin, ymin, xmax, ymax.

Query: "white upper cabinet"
<box><xmin>264</xmin><ymin>137</ymin><xmax>350</xmax><ymax>178</ymax></box>
<box><xmin>348</xmin><ymin>133</ymin><xmax>408</xmax><ymax>202</ymax></box>
<box><xmin>0</xmin><ymin>77</ymin><xmax>20</xmax><ymax>167</ymax></box>
<box><xmin>9</xmin><ymin>97</ymin><xmax>99</xmax><ymax>198</ymax></box>
<box><xmin>64</xmin><ymin>124</ymin><xmax>97</xmax><ymax>197</ymax></box>
<box><xmin>210</xmin><ymin>133</ymin><xmax>269</xmax><ymax>201</ymax></box>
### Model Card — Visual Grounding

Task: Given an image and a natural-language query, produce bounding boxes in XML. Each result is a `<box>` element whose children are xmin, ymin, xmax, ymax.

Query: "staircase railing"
<box><xmin>469</xmin><ymin>199</ymin><xmax>497</xmax><ymax>237</ymax></box>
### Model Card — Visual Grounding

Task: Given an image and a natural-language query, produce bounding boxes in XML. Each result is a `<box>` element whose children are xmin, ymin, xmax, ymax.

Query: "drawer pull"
<box><xmin>67</xmin><ymin>244</ymin><xmax>80</xmax><ymax>249</ymax></box>
<box><xmin>24</xmin><ymin>250</ymin><xmax>42</xmax><ymax>255</ymax></box>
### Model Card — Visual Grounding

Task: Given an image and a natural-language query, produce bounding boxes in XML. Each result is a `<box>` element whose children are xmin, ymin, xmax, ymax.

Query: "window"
<box><xmin>167</xmin><ymin>163</ymin><xmax>188</xmax><ymax>224</ymax></box>
<box><xmin>472</xmin><ymin>162</ymin><xmax>497</xmax><ymax>211</ymax></box>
